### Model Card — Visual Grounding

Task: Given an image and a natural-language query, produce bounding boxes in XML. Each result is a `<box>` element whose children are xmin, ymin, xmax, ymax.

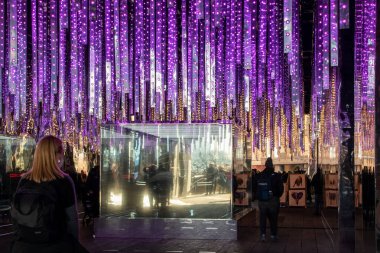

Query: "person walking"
<box><xmin>254</xmin><ymin>157</ymin><xmax>284</xmax><ymax>242</ymax></box>
<box><xmin>311</xmin><ymin>167</ymin><xmax>324</xmax><ymax>215</ymax></box>
<box><xmin>11</xmin><ymin>135</ymin><xmax>88</xmax><ymax>253</ymax></box>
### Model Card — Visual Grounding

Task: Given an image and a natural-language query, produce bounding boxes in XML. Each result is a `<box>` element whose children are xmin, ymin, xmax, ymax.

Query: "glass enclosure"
<box><xmin>0</xmin><ymin>135</ymin><xmax>36</xmax><ymax>200</ymax></box>
<box><xmin>100</xmin><ymin>124</ymin><xmax>233</xmax><ymax>219</ymax></box>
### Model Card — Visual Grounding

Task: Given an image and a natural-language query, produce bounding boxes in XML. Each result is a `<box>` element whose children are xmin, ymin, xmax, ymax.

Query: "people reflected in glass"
<box><xmin>216</xmin><ymin>166</ymin><xmax>229</xmax><ymax>194</ymax></box>
<box><xmin>206</xmin><ymin>163</ymin><xmax>217</xmax><ymax>195</ymax></box>
<box><xmin>148</xmin><ymin>154</ymin><xmax>173</xmax><ymax>208</ymax></box>
<box><xmin>143</xmin><ymin>164</ymin><xmax>158</xmax><ymax>208</ymax></box>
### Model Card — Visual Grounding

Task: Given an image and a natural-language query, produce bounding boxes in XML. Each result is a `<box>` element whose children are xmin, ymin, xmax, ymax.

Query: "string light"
<box><xmin>0</xmin><ymin>0</ymin><xmax>368</xmax><ymax>162</ymax></box>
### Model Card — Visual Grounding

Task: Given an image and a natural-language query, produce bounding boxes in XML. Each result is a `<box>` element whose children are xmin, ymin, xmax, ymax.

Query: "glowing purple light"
<box><xmin>0</xmin><ymin>0</ymin><xmax>319</xmax><ymax>157</ymax></box>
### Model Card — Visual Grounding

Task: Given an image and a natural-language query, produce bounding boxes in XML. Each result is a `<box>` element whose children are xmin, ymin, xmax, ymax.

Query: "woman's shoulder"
<box><xmin>52</xmin><ymin>173</ymin><xmax>75</xmax><ymax>187</ymax></box>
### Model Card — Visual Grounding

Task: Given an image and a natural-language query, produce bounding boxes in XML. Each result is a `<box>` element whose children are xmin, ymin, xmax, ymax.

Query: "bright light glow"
<box><xmin>109</xmin><ymin>191</ymin><xmax>123</xmax><ymax>206</ymax></box>
<box><xmin>143</xmin><ymin>194</ymin><xmax>150</xmax><ymax>208</ymax></box>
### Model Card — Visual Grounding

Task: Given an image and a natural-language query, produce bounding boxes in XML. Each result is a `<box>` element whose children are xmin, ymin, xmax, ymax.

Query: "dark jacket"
<box><xmin>253</xmin><ymin>168</ymin><xmax>284</xmax><ymax>199</ymax></box>
<box><xmin>311</xmin><ymin>171</ymin><xmax>324</xmax><ymax>195</ymax></box>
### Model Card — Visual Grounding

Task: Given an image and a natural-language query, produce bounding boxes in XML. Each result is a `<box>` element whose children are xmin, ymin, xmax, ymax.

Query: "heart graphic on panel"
<box><xmin>291</xmin><ymin>191</ymin><xmax>304</xmax><ymax>205</ymax></box>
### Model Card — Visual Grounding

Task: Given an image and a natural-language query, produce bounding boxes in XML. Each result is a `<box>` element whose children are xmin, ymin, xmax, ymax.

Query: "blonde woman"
<box><xmin>11</xmin><ymin>136</ymin><xmax>88</xmax><ymax>253</ymax></box>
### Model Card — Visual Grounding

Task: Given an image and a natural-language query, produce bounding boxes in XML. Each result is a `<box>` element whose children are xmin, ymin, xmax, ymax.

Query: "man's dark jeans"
<box><xmin>258</xmin><ymin>197</ymin><xmax>280</xmax><ymax>236</ymax></box>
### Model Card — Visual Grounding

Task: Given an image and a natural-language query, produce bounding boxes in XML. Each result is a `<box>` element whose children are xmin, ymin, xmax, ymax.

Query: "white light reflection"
<box><xmin>143</xmin><ymin>194</ymin><xmax>150</xmax><ymax>208</ymax></box>
<box><xmin>109</xmin><ymin>191</ymin><xmax>122</xmax><ymax>206</ymax></box>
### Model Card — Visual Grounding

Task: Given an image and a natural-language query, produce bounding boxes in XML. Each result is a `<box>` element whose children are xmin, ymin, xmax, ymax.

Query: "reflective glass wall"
<box><xmin>0</xmin><ymin>135</ymin><xmax>36</xmax><ymax>200</ymax></box>
<box><xmin>100</xmin><ymin>124</ymin><xmax>233</xmax><ymax>219</ymax></box>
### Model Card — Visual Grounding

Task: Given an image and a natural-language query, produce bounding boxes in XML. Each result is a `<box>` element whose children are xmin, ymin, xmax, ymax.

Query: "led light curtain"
<box><xmin>311</xmin><ymin>0</ymin><xmax>341</xmax><ymax>164</ymax></box>
<box><xmin>0</xmin><ymin>0</ymin><xmax>304</xmax><ymax>158</ymax></box>
<box><xmin>311</xmin><ymin>0</ymin><xmax>342</xmax><ymax>164</ymax></box>
<box><xmin>311</xmin><ymin>0</ymin><xmax>377</xmax><ymax>166</ymax></box>
<box><xmin>354</xmin><ymin>0</ymin><xmax>376</xmax><ymax>166</ymax></box>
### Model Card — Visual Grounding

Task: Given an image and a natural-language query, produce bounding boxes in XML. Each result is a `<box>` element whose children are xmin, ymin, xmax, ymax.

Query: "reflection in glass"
<box><xmin>0</xmin><ymin>135</ymin><xmax>36</xmax><ymax>200</ymax></box>
<box><xmin>101</xmin><ymin>124</ymin><xmax>233</xmax><ymax>219</ymax></box>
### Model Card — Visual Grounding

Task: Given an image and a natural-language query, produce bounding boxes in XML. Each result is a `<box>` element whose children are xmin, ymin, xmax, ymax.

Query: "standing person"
<box><xmin>254</xmin><ymin>157</ymin><xmax>284</xmax><ymax>242</ymax></box>
<box><xmin>205</xmin><ymin>163</ymin><xmax>217</xmax><ymax>195</ymax></box>
<box><xmin>85</xmin><ymin>165</ymin><xmax>100</xmax><ymax>217</ymax></box>
<box><xmin>311</xmin><ymin>167</ymin><xmax>324</xmax><ymax>215</ymax></box>
<box><xmin>10</xmin><ymin>135</ymin><xmax>88</xmax><ymax>253</ymax></box>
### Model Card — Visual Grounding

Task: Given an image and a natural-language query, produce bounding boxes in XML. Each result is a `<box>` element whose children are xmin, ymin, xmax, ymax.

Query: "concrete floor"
<box><xmin>0</xmin><ymin>207</ymin><xmax>375</xmax><ymax>253</ymax></box>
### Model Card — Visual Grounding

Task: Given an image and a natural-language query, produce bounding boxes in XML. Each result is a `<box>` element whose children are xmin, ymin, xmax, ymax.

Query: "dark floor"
<box><xmin>0</xmin><ymin>207</ymin><xmax>375</xmax><ymax>253</ymax></box>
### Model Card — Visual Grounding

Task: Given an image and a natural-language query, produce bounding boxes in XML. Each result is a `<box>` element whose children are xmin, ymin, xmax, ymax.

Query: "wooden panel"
<box><xmin>289</xmin><ymin>189</ymin><xmax>306</xmax><ymax>207</ymax></box>
<box><xmin>289</xmin><ymin>174</ymin><xmax>306</xmax><ymax>189</ymax></box>
<box><xmin>325</xmin><ymin>174</ymin><xmax>338</xmax><ymax>190</ymax></box>
<box><xmin>325</xmin><ymin>190</ymin><xmax>339</xmax><ymax>207</ymax></box>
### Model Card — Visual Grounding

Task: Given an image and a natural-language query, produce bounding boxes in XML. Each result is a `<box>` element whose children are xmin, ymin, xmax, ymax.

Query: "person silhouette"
<box><xmin>253</xmin><ymin>157</ymin><xmax>284</xmax><ymax>242</ymax></box>
<box><xmin>311</xmin><ymin>167</ymin><xmax>324</xmax><ymax>215</ymax></box>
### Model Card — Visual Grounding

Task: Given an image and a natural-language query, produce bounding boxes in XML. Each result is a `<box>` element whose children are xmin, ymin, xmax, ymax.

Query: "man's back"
<box><xmin>255</xmin><ymin>169</ymin><xmax>284</xmax><ymax>199</ymax></box>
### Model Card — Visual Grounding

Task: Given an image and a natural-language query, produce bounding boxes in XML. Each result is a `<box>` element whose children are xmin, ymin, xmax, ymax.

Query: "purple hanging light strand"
<box><xmin>209</xmin><ymin>0</ymin><xmax>216</xmax><ymax>112</ymax></box>
<box><xmin>77</xmin><ymin>2</ymin><xmax>85</xmax><ymax>115</ymax></box>
<box><xmin>181</xmin><ymin>0</ymin><xmax>188</xmax><ymax>116</ymax></box>
<box><xmin>95</xmin><ymin>0</ymin><xmax>104</xmax><ymax>120</ymax></box>
<box><xmin>257</xmin><ymin>0</ymin><xmax>267</xmax><ymax>99</ymax></box>
<box><xmin>292</xmin><ymin>0</ymin><xmax>301</xmax><ymax>118</ymax></box>
<box><xmin>275</xmin><ymin>0</ymin><xmax>283</xmax><ymax>110</ymax></box>
<box><xmin>199</xmin><ymin>11</ymin><xmax>206</xmax><ymax>120</ymax></box>
<box><xmin>143</xmin><ymin>0</ymin><xmax>150</xmax><ymax>121</ymax></box>
<box><xmin>227</xmin><ymin>0</ymin><xmax>236</xmax><ymax>114</ymax></box>
<box><xmin>42</xmin><ymin>0</ymin><xmax>50</xmax><ymax>123</ymax></box>
<box><xmin>120</xmin><ymin>0</ymin><xmax>129</xmax><ymax>119</ymax></box>
<box><xmin>58</xmin><ymin>0</ymin><xmax>67</xmax><ymax>120</ymax></box>
<box><xmin>267</xmin><ymin>0</ymin><xmax>276</xmax><ymax>106</ymax></box>
<box><xmin>339</xmin><ymin>0</ymin><xmax>349</xmax><ymax>29</ymax></box>
<box><xmin>136</xmin><ymin>0</ymin><xmax>143</xmax><ymax>119</ymax></box>
<box><xmin>155</xmin><ymin>0</ymin><xmax>163</xmax><ymax>116</ymax></box>
<box><xmin>148</xmin><ymin>0</ymin><xmax>155</xmax><ymax>114</ymax></box>
<box><xmin>88</xmin><ymin>0</ymin><xmax>96</xmax><ymax>116</ymax></box>
<box><xmin>0</xmin><ymin>1</ymin><xmax>5</xmax><ymax>68</ymax></box>
<box><xmin>70</xmin><ymin>0</ymin><xmax>79</xmax><ymax>117</ymax></box>
<box><xmin>366</xmin><ymin>0</ymin><xmax>376</xmax><ymax>112</ymax></box>
<box><xmin>354</xmin><ymin>0</ymin><xmax>363</xmax><ymax>123</ymax></box>
<box><xmin>114</xmin><ymin>0</ymin><xmax>121</xmax><ymax>94</ymax></box>
<box><xmin>9</xmin><ymin>0</ymin><xmax>18</xmax><ymax>120</ymax></box>
<box><xmin>168</xmin><ymin>0</ymin><xmax>177</xmax><ymax>117</ymax></box>
<box><xmin>361</xmin><ymin>0</ymin><xmax>369</xmax><ymax>108</ymax></box>
<box><xmin>330</xmin><ymin>0</ymin><xmax>338</xmax><ymax>66</ymax></box>
<box><xmin>205</xmin><ymin>0</ymin><xmax>211</xmax><ymax>110</ymax></box>
<box><xmin>315</xmin><ymin>0</ymin><xmax>323</xmax><ymax>116</ymax></box>
<box><xmin>18</xmin><ymin>0</ymin><xmax>27</xmax><ymax>116</ymax></box>
<box><xmin>191</xmin><ymin>0</ymin><xmax>198</xmax><ymax>120</ymax></box>
<box><xmin>216</xmin><ymin>19</ymin><xmax>225</xmax><ymax>117</ymax></box>
<box><xmin>250</xmin><ymin>0</ymin><xmax>257</xmax><ymax>120</ymax></box>
<box><xmin>80</xmin><ymin>0</ymin><xmax>88</xmax><ymax>45</ymax></box>
<box><xmin>104</xmin><ymin>0</ymin><xmax>112</xmax><ymax>120</ymax></box>
<box><xmin>243</xmin><ymin>0</ymin><xmax>251</xmax><ymax>113</ymax></box>
<box><xmin>322</xmin><ymin>0</ymin><xmax>329</xmax><ymax>91</ymax></box>
<box><xmin>50</xmin><ymin>0</ymin><xmax>58</xmax><ymax>102</ymax></box>
<box><xmin>161</xmin><ymin>0</ymin><xmax>168</xmax><ymax>119</ymax></box>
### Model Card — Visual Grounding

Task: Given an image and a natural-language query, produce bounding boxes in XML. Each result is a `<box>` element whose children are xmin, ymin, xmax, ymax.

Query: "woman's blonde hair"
<box><xmin>23</xmin><ymin>135</ymin><xmax>65</xmax><ymax>182</ymax></box>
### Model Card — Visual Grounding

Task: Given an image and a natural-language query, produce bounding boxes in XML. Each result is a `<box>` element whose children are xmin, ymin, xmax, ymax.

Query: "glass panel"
<box><xmin>0</xmin><ymin>135</ymin><xmax>36</xmax><ymax>200</ymax></box>
<box><xmin>100</xmin><ymin>124</ymin><xmax>233</xmax><ymax>219</ymax></box>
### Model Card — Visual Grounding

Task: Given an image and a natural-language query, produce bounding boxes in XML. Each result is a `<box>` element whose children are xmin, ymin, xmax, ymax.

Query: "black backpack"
<box><xmin>11</xmin><ymin>179</ymin><xmax>63</xmax><ymax>243</ymax></box>
<box><xmin>257</xmin><ymin>173</ymin><xmax>273</xmax><ymax>201</ymax></box>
